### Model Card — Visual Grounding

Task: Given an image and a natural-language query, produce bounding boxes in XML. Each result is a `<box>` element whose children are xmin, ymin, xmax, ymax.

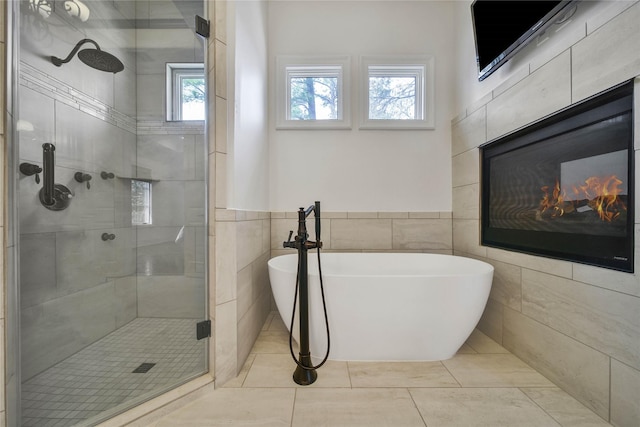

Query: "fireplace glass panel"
<box><xmin>481</xmin><ymin>81</ymin><xmax>634</xmax><ymax>272</ymax></box>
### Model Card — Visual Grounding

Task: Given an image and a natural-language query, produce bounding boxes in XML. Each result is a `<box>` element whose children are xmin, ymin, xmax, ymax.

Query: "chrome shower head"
<box><xmin>51</xmin><ymin>38</ymin><xmax>124</xmax><ymax>74</ymax></box>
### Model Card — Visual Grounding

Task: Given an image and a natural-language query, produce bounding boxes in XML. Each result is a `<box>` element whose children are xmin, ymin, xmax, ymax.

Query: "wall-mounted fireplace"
<box><xmin>481</xmin><ymin>80</ymin><xmax>634</xmax><ymax>272</ymax></box>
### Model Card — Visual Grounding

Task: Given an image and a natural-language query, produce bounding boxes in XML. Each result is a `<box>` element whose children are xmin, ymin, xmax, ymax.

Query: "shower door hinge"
<box><xmin>195</xmin><ymin>15</ymin><xmax>210</xmax><ymax>38</ymax></box>
<box><xmin>196</xmin><ymin>320</ymin><xmax>211</xmax><ymax>340</ymax></box>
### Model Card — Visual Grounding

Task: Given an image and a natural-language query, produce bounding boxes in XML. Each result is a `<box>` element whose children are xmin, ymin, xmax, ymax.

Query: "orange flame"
<box><xmin>540</xmin><ymin>178</ymin><xmax>565</xmax><ymax>218</ymax></box>
<box><xmin>539</xmin><ymin>175</ymin><xmax>626</xmax><ymax>222</ymax></box>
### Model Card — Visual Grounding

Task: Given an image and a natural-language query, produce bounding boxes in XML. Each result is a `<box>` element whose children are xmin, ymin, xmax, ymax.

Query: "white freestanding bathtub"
<box><xmin>268</xmin><ymin>252</ymin><xmax>494</xmax><ymax>361</ymax></box>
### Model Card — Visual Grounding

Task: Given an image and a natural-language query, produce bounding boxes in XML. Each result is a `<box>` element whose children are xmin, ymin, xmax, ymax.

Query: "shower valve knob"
<box><xmin>101</xmin><ymin>233</ymin><xmax>116</xmax><ymax>241</ymax></box>
<box><xmin>74</xmin><ymin>172</ymin><xmax>92</xmax><ymax>189</ymax></box>
<box><xmin>19</xmin><ymin>162</ymin><xmax>43</xmax><ymax>184</ymax></box>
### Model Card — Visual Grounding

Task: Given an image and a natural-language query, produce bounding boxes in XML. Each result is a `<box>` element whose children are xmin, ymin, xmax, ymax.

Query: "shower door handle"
<box><xmin>39</xmin><ymin>143</ymin><xmax>74</xmax><ymax>211</ymax></box>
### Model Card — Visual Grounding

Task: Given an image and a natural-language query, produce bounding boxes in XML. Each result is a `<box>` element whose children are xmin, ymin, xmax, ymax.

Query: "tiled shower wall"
<box><xmin>451</xmin><ymin>3</ymin><xmax>640</xmax><ymax>426</ymax></box>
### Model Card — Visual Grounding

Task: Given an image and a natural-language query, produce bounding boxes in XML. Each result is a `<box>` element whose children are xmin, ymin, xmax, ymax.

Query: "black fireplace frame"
<box><xmin>480</xmin><ymin>80</ymin><xmax>634</xmax><ymax>272</ymax></box>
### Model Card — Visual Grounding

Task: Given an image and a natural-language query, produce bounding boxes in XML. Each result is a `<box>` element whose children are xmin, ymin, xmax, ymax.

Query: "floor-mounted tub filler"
<box><xmin>268</xmin><ymin>252</ymin><xmax>494</xmax><ymax>362</ymax></box>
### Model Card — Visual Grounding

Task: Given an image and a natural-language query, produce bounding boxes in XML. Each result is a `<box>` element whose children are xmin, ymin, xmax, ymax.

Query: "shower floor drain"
<box><xmin>132</xmin><ymin>362</ymin><xmax>156</xmax><ymax>373</ymax></box>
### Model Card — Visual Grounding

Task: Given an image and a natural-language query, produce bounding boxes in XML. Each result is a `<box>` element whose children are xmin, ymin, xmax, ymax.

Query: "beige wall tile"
<box><xmin>237</xmin><ymin>289</ymin><xmax>271</xmax><ymax>370</ymax></box>
<box><xmin>487</xmin><ymin>259</ymin><xmax>522</xmax><ymax>312</ymax></box>
<box><xmin>452</xmin><ymin>105</ymin><xmax>486</xmax><ymax>156</ymax></box>
<box><xmin>215</xmin><ymin>153</ymin><xmax>227</xmax><ymax>209</ymax></box>
<box><xmin>236</xmin><ymin>220</ymin><xmax>265</xmax><ymax>271</ymax></box>
<box><xmin>271</xmin><ymin>218</ymin><xmax>292</xmax><ymax>250</ymax></box>
<box><xmin>487</xmin><ymin>51</ymin><xmax>571</xmax><ymax>141</ymax></box>
<box><xmin>529</xmin><ymin>18</ymin><xmax>586</xmax><ymax>74</ymax></box>
<box><xmin>392</xmin><ymin>219</ymin><xmax>452</xmax><ymax>251</ymax></box>
<box><xmin>215</xmin><ymin>97</ymin><xmax>227</xmax><ymax>154</ymax></box>
<box><xmin>452</xmin><ymin>183</ymin><xmax>479</xmax><ymax>219</ymax></box>
<box><xmin>503</xmin><ymin>308</ymin><xmax>610</xmax><ymax>419</ymax></box>
<box><xmin>214</xmin><ymin>0</ymin><xmax>228</xmax><ymax>44</ymax></box>
<box><xmin>452</xmin><ymin>219</ymin><xmax>486</xmax><ymax>257</ymax></box>
<box><xmin>331</xmin><ymin>219</ymin><xmax>392</xmax><ymax>250</ymax></box>
<box><xmin>485</xmin><ymin>247</ymin><xmax>572</xmax><ymax>279</ymax></box>
<box><xmin>492</xmin><ymin>65</ymin><xmax>530</xmax><ymax>99</ymax></box>
<box><xmin>452</xmin><ymin>148</ymin><xmax>479</xmax><ymax>188</ymax></box>
<box><xmin>522</xmin><ymin>269</ymin><xmax>640</xmax><ymax>370</ymax></box>
<box><xmin>215</xmin><ymin>221</ymin><xmax>236</xmax><ymax>304</ymax></box>
<box><xmin>408</xmin><ymin>212</ymin><xmax>440</xmax><ymax>219</ymax></box>
<box><xmin>572</xmin><ymin>2</ymin><xmax>640</xmax><ymax>102</ymax></box>
<box><xmin>346</xmin><ymin>212</ymin><xmax>378</xmax><ymax>219</ymax></box>
<box><xmin>378</xmin><ymin>212</ymin><xmax>408</xmax><ymax>219</ymax></box>
<box><xmin>214</xmin><ymin>40</ymin><xmax>227</xmax><ymax>99</ymax></box>
<box><xmin>572</xmin><ymin>262</ymin><xmax>639</xmax><ymax>297</ymax></box>
<box><xmin>214</xmin><ymin>300</ymin><xmax>238</xmax><ymax>386</ymax></box>
<box><xmin>476</xmin><ymin>297</ymin><xmax>503</xmax><ymax>344</ymax></box>
<box><xmin>611</xmin><ymin>359</ymin><xmax>640</xmax><ymax>427</ymax></box>
<box><xmin>236</xmin><ymin>265</ymin><xmax>252</xmax><ymax>321</ymax></box>
<box><xmin>466</xmin><ymin>91</ymin><xmax>493</xmax><ymax>116</ymax></box>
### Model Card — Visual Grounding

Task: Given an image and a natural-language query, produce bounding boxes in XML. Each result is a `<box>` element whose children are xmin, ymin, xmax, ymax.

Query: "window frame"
<box><xmin>166</xmin><ymin>63</ymin><xmax>206</xmax><ymax>122</ymax></box>
<box><xmin>276</xmin><ymin>55</ymin><xmax>351</xmax><ymax>130</ymax></box>
<box><xmin>359</xmin><ymin>55</ymin><xmax>435</xmax><ymax>130</ymax></box>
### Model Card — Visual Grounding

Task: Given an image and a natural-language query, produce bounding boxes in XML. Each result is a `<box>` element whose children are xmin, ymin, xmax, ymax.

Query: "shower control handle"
<box><xmin>283</xmin><ymin>230</ymin><xmax>294</xmax><ymax>248</ymax></box>
<box><xmin>39</xmin><ymin>143</ymin><xmax>73</xmax><ymax>211</ymax></box>
<box><xmin>74</xmin><ymin>172</ymin><xmax>92</xmax><ymax>189</ymax></box>
<box><xmin>101</xmin><ymin>171</ymin><xmax>115</xmax><ymax>179</ymax></box>
<box><xmin>19</xmin><ymin>162</ymin><xmax>42</xmax><ymax>184</ymax></box>
<box><xmin>101</xmin><ymin>233</ymin><xmax>116</xmax><ymax>241</ymax></box>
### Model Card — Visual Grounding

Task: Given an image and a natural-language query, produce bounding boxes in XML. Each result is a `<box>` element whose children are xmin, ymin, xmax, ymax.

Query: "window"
<box><xmin>166</xmin><ymin>63</ymin><xmax>205</xmax><ymax>121</ymax></box>
<box><xmin>360</xmin><ymin>56</ymin><xmax>434</xmax><ymax>129</ymax></box>
<box><xmin>276</xmin><ymin>56</ymin><xmax>351</xmax><ymax>129</ymax></box>
<box><xmin>131</xmin><ymin>180</ymin><xmax>152</xmax><ymax>225</ymax></box>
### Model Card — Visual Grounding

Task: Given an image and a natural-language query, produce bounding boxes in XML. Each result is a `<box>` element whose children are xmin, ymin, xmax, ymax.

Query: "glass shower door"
<box><xmin>14</xmin><ymin>1</ymin><xmax>207</xmax><ymax>425</ymax></box>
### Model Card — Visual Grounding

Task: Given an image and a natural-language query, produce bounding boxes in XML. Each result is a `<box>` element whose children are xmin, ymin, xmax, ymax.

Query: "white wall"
<box><xmin>268</xmin><ymin>1</ymin><xmax>456</xmax><ymax>212</ymax></box>
<box><xmin>230</xmin><ymin>1</ymin><xmax>270</xmax><ymax>211</ymax></box>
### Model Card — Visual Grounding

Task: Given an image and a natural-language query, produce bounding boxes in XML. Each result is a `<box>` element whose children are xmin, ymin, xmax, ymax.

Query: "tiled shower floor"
<box><xmin>21</xmin><ymin>318</ymin><xmax>206</xmax><ymax>427</ymax></box>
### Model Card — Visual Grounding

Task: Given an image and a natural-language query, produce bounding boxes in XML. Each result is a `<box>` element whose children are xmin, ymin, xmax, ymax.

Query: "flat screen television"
<box><xmin>471</xmin><ymin>0</ymin><xmax>579</xmax><ymax>81</ymax></box>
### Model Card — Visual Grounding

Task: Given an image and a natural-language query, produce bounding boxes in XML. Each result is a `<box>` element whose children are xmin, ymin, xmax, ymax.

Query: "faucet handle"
<box><xmin>20</xmin><ymin>162</ymin><xmax>42</xmax><ymax>184</ymax></box>
<box><xmin>74</xmin><ymin>172</ymin><xmax>92</xmax><ymax>189</ymax></box>
<box><xmin>283</xmin><ymin>230</ymin><xmax>295</xmax><ymax>248</ymax></box>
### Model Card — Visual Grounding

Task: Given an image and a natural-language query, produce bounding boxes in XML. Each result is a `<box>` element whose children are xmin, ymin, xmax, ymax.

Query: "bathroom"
<box><xmin>1</xmin><ymin>0</ymin><xmax>639</xmax><ymax>426</ymax></box>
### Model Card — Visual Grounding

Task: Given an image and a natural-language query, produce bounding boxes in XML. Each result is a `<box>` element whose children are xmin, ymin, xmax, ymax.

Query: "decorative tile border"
<box><xmin>19</xmin><ymin>61</ymin><xmax>204</xmax><ymax>136</ymax></box>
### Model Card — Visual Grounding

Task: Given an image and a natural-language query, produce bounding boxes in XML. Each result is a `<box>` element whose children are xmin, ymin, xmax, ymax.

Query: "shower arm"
<box><xmin>51</xmin><ymin>38</ymin><xmax>100</xmax><ymax>66</ymax></box>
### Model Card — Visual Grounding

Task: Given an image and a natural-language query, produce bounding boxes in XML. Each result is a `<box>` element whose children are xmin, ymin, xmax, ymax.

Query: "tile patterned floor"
<box><xmin>21</xmin><ymin>318</ymin><xmax>206</xmax><ymax>427</ymax></box>
<box><xmin>146</xmin><ymin>312</ymin><xmax>613</xmax><ymax>427</ymax></box>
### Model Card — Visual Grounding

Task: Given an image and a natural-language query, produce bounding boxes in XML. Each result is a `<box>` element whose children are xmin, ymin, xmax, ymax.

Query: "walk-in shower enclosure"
<box><xmin>7</xmin><ymin>1</ymin><xmax>208</xmax><ymax>425</ymax></box>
